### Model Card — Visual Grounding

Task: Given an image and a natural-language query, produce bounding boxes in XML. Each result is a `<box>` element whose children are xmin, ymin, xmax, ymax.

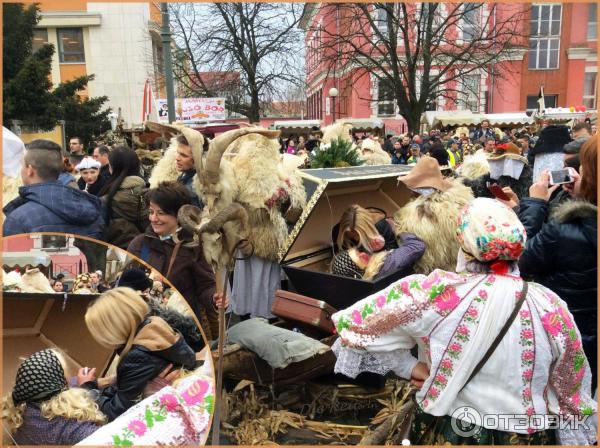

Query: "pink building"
<box><xmin>300</xmin><ymin>3</ymin><xmax>597</xmax><ymax>130</ymax></box>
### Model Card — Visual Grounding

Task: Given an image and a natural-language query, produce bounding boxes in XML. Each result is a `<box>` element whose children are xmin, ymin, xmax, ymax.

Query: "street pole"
<box><xmin>332</xmin><ymin>96</ymin><xmax>336</xmax><ymax>123</ymax></box>
<box><xmin>161</xmin><ymin>3</ymin><xmax>176</xmax><ymax>124</ymax></box>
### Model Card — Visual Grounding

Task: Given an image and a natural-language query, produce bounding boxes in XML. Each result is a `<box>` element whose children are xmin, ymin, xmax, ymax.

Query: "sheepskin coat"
<box><xmin>148</xmin><ymin>138</ymin><xmax>180</xmax><ymax>188</ymax></box>
<box><xmin>393</xmin><ymin>179</ymin><xmax>474</xmax><ymax>274</ymax></box>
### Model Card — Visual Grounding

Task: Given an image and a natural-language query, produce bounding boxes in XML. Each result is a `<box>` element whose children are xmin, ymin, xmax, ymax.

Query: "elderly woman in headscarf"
<box><xmin>332</xmin><ymin>198</ymin><xmax>596</xmax><ymax>445</ymax></box>
<box><xmin>2</xmin><ymin>349</ymin><xmax>105</xmax><ymax>445</ymax></box>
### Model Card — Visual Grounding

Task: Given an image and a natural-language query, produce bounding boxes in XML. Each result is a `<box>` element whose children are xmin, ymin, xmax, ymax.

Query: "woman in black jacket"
<box><xmin>517</xmin><ymin>135</ymin><xmax>597</xmax><ymax>389</ymax></box>
<box><xmin>82</xmin><ymin>287</ymin><xmax>197</xmax><ymax>421</ymax></box>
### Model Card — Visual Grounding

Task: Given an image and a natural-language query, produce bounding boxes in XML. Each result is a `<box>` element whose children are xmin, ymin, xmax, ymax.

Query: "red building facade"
<box><xmin>300</xmin><ymin>3</ymin><xmax>597</xmax><ymax>131</ymax></box>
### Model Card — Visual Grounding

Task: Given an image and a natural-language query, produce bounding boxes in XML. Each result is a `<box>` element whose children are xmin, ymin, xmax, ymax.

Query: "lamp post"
<box><xmin>329</xmin><ymin>87</ymin><xmax>338</xmax><ymax>123</ymax></box>
<box><xmin>161</xmin><ymin>3</ymin><xmax>176</xmax><ymax>124</ymax></box>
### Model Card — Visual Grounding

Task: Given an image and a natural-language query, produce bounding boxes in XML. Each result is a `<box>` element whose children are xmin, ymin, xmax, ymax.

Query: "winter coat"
<box><xmin>518</xmin><ymin>198</ymin><xmax>597</xmax><ymax>386</ymax></box>
<box><xmin>3</xmin><ymin>181</ymin><xmax>105</xmax><ymax>238</ymax></box>
<box><xmin>77</xmin><ymin>176</ymin><xmax>107</xmax><ymax>196</ymax></box>
<box><xmin>176</xmin><ymin>169</ymin><xmax>203</xmax><ymax>208</ymax></box>
<box><xmin>462</xmin><ymin>163</ymin><xmax>533</xmax><ymax>201</ymax></box>
<box><xmin>13</xmin><ymin>404</ymin><xmax>101</xmax><ymax>445</ymax></box>
<box><xmin>101</xmin><ymin>176</ymin><xmax>148</xmax><ymax>249</ymax></box>
<box><xmin>84</xmin><ymin>316</ymin><xmax>196</xmax><ymax>422</ymax></box>
<box><xmin>127</xmin><ymin>229</ymin><xmax>218</xmax><ymax>340</ymax></box>
<box><xmin>376</xmin><ymin>232</ymin><xmax>426</xmax><ymax>280</ymax></box>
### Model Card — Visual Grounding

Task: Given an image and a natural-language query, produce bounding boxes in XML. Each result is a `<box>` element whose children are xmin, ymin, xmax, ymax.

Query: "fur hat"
<box><xmin>75</xmin><ymin>157</ymin><xmax>101</xmax><ymax>171</ymax></box>
<box><xmin>117</xmin><ymin>268</ymin><xmax>153</xmax><ymax>292</ymax></box>
<box><xmin>398</xmin><ymin>156</ymin><xmax>453</xmax><ymax>192</ymax></box>
<box><xmin>529</xmin><ymin>125</ymin><xmax>572</xmax><ymax>157</ymax></box>
<box><xmin>487</xmin><ymin>142</ymin><xmax>528</xmax><ymax>164</ymax></box>
<box><xmin>19</xmin><ymin>268</ymin><xmax>54</xmax><ymax>293</ymax></box>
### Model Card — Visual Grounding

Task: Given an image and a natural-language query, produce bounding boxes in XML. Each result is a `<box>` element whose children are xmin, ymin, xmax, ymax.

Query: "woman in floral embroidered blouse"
<box><xmin>332</xmin><ymin>198</ymin><xmax>596</xmax><ymax>445</ymax></box>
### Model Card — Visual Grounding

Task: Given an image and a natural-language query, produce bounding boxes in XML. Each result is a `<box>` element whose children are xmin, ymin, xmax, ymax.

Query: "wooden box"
<box><xmin>279</xmin><ymin>165</ymin><xmax>413</xmax><ymax>310</ymax></box>
<box><xmin>2</xmin><ymin>292</ymin><xmax>115</xmax><ymax>394</ymax></box>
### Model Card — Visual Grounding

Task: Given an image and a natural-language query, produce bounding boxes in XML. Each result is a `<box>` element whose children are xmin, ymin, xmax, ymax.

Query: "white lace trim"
<box><xmin>332</xmin><ymin>339</ymin><xmax>417</xmax><ymax>379</ymax></box>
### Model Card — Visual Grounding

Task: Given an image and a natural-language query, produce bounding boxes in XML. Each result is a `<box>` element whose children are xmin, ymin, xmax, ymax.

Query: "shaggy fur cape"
<box><xmin>148</xmin><ymin>137</ymin><xmax>180</xmax><ymax>187</ymax></box>
<box><xmin>393</xmin><ymin>179</ymin><xmax>474</xmax><ymax>274</ymax></box>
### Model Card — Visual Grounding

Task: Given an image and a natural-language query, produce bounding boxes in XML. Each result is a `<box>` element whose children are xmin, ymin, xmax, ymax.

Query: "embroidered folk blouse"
<box><xmin>332</xmin><ymin>269</ymin><xmax>597</xmax><ymax>444</ymax></box>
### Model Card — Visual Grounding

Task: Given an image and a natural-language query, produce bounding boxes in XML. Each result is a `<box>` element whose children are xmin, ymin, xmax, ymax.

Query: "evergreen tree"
<box><xmin>3</xmin><ymin>2</ymin><xmax>111</xmax><ymax>144</ymax></box>
<box><xmin>54</xmin><ymin>75</ymin><xmax>111</xmax><ymax>147</ymax></box>
<box><xmin>310</xmin><ymin>137</ymin><xmax>364</xmax><ymax>169</ymax></box>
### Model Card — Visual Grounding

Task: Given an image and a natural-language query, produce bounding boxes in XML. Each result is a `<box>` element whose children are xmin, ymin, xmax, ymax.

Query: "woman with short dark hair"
<box><xmin>127</xmin><ymin>181</ymin><xmax>223</xmax><ymax>341</ymax></box>
<box><xmin>98</xmin><ymin>145</ymin><xmax>148</xmax><ymax>248</ymax></box>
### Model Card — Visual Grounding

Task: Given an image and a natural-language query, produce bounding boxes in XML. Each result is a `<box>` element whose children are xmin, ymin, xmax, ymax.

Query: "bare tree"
<box><xmin>313</xmin><ymin>3</ymin><xmax>529</xmax><ymax>133</ymax></box>
<box><xmin>169</xmin><ymin>3</ymin><xmax>305</xmax><ymax>122</ymax></box>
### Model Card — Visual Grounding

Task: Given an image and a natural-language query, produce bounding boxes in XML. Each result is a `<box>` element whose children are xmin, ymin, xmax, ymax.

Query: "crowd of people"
<box><xmin>2</xmin><ymin>116</ymin><xmax>597</xmax><ymax>444</ymax></box>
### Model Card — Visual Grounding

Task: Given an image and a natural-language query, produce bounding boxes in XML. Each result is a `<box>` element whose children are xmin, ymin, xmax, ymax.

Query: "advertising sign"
<box><xmin>157</xmin><ymin>97</ymin><xmax>226</xmax><ymax>123</ymax></box>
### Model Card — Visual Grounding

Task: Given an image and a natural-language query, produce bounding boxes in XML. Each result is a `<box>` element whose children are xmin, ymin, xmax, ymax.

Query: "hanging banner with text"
<box><xmin>157</xmin><ymin>98</ymin><xmax>227</xmax><ymax>123</ymax></box>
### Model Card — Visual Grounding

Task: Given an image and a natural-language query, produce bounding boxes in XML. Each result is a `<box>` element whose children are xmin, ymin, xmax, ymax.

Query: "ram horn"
<box><xmin>177</xmin><ymin>204</ymin><xmax>204</xmax><ymax>235</ymax></box>
<box><xmin>203</xmin><ymin>127</ymin><xmax>281</xmax><ymax>186</ymax></box>
<box><xmin>199</xmin><ymin>203</ymin><xmax>249</xmax><ymax>235</ymax></box>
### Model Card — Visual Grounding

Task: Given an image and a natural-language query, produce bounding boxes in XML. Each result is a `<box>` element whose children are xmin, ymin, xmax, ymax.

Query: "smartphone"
<box><xmin>487</xmin><ymin>183</ymin><xmax>511</xmax><ymax>201</ymax></box>
<box><xmin>549</xmin><ymin>169</ymin><xmax>574</xmax><ymax>186</ymax></box>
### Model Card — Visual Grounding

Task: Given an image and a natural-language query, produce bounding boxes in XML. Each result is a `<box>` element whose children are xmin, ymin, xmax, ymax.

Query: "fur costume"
<box><xmin>320</xmin><ymin>123</ymin><xmax>354</xmax><ymax>146</ymax></box>
<box><xmin>3</xmin><ymin>176</ymin><xmax>22</xmax><ymax>206</ymax></box>
<box><xmin>148</xmin><ymin>138</ymin><xmax>180</xmax><ymax>187</ymax></box>
<box><xmin>456</xmin><ymin>152</ymin><xmax>490</xmax><ymax>180</ymax></box>
<box><xmin>191</xmin><ymin>127</ymin><xmax>307</xmax><ymax>262</ymax></box>
<box><xmin>393</xmin><ymin>178</ymin><xmax>474</xmax><ymax>274</ymax></box>
<box><xmin>3</xmin><ymin>269</ymin><xmax>22</xmax><ymax>291</ymax></box>
<box><xmin>462</xmin><ymin>162</ymin><xmax>533</xmax><ymax>200</ymax></box>
<box><xmin>18</xmin><ymin>268</ymin><xmax>54</xmax><ymax>293</ymax></box>
<box><xmin>359</xmin><ymin>138</ymin><xmax>392</xmax><ymax>165</ymax></box>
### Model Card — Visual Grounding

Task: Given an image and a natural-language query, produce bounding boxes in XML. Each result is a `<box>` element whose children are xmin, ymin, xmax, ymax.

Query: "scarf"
<box><xmin>12</xmin><ymin>349</ymin><xmax>68</xmax><ymax>404</ymax></box>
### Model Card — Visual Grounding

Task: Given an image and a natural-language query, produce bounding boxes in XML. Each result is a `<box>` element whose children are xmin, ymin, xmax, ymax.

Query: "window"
<box><xmin>374</xmin><ymin>5</ymin><xmax>390</xmax><ymax>39</ymax></box>
<box><xmin>32</xmin><ymin>28</ymin><xmax>48</xmax><ymax>53</ymax></box>
<box><xmin>57</xmin><ymin>28</ymin><xmax>85</xmax><ymax>63</ymax></box>
<box><xmin>41</xmin><ymin>235</ymin><xmax>68</xmax><ymax>250</ymax></box>
<box><xmin>583</xmin><ymin>73</ymin><xmax>597</xmax><ymax>109</ymax></box>
<box><xmin>460</xmin><ymin>74</ymin><xmax>481</xmax><ymax>111</ymax></box>
<box><xmin>462</xmin><ymin>3</ymin><xmax>482</xmax><ymax>41</ymax></box>
<box><xmin>377</xmin><ymin>78</ymin><xmax>395</xmax><ymax>116</ymax></box>
<box><xmin>526</xmin><ymin>94</ymin><xmax>557</xmax><ymax>110</ymax></box>
<box><xmin>528</xmin><ymin>4</ymin><xmax>561</xmax><ymax>69</ymax></box>
<box><xmin>588</xmin><ymin>3</ymin><xmax>597</xmax><ymax>40</ymax></box>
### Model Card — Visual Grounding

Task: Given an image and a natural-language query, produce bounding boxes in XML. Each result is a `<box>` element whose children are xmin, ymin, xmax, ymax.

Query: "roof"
<box><xmin>335</xmin><ymin>118</ymin><xmax>385</xmax><ymax>130</ymax></box>
<box><xmin>421</xmin><ymin>110</ymin><xmax>479</xmax><ymax>128</ymax></box>
<box><xmin>2</xmin><ymin>252</ymin><xmax>51</xmax><ymax>268</ymax></box>
<box><xmin>272</xmin><ymin>120</ymin><xmax>321</xmax><ymax>130</ymax></box>
<box><xmin>483</xmin><ymin>113</ymin><xmax>534</xmax><ymax>126</ymax></box>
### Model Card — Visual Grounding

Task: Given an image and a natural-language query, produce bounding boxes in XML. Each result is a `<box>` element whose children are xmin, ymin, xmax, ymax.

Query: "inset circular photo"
<box><xmin>2</xmin><ymin>233</ymin><xmax>215</xmax><ymax>446</ymax></box>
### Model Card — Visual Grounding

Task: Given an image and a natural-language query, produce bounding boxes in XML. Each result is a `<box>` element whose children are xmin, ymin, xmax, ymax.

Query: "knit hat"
<box><xmin>117</xmin><ymin>269</ymin><xmax>153</xmax><ymax>291</ymax></box>
<box><xmin>12</xmin><ymin>349</ymin><xmax>68</xmax><ymax>404</ymax></box>
<box><xmin>456</xmin><ymin>198</ymin><xmax>526</xmax><ymax>262</ymax></box>
<box><xmin>75</xmin><ymin>157</ymin><xmax>101</xmax><ymax>171</ymax></box>
<box><xmin>398</xmin><ymin>156</ymin><xmax>452</xmax><ymax>192</ymax></box>
<box><xmin>332</xmin><ymin>250</ymin><xmax>365</xmax><ymax>279</ymax></box>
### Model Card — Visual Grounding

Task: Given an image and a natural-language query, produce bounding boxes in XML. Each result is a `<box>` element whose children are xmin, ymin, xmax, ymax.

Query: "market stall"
<box><xmin>335</xmin><ymin>118</ymin><xmax>386</xmax><ymax>137</ymax></box>
<box><xmin>271</xmin><ymin>120</ymin><xmax>322</xmax><ymax>139</ymax></box>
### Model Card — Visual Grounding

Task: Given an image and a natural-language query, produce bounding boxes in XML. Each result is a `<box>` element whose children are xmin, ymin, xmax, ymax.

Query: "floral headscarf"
<box><xmin>456</xmin><ymin>198</ymin><xmax>526</xmax><ymax>263</ymax></box>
